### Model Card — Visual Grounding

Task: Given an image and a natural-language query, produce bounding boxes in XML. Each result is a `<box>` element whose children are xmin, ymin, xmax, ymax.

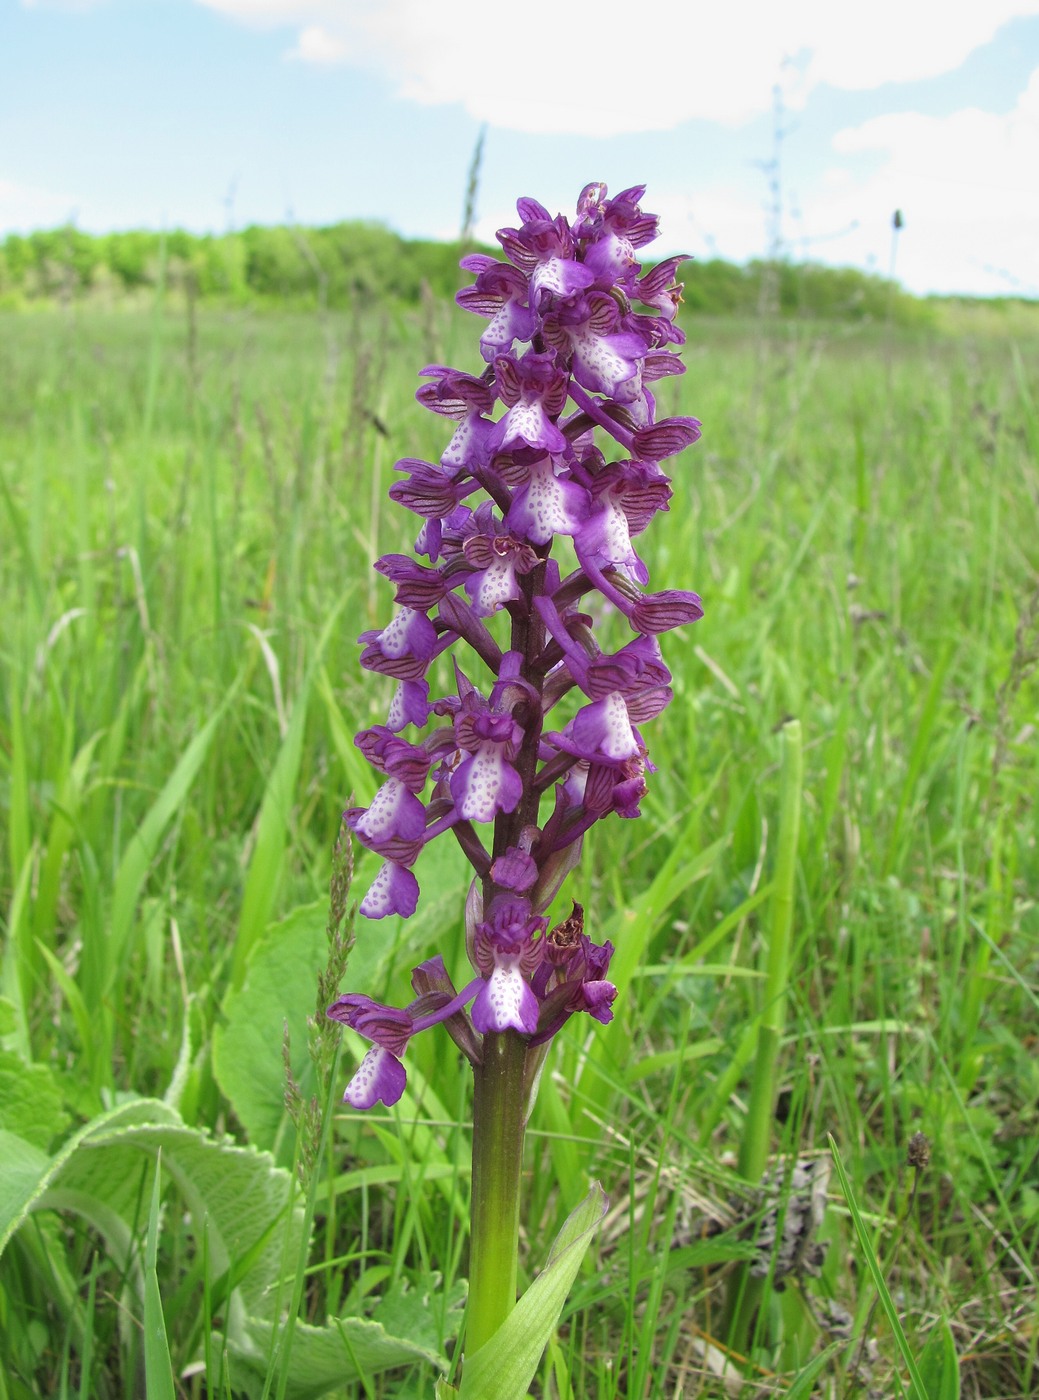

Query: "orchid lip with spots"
<box><xmin>327</xmin><ymin>183</ymin><xmax>702</xmax><ymax>1118</ymax></box>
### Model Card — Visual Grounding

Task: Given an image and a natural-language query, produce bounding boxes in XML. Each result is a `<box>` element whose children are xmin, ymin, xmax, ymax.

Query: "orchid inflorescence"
<box><xmin>327</xmin><ymin>182</ymin><xmax>703</xmax><ymax>1110</ymax></box>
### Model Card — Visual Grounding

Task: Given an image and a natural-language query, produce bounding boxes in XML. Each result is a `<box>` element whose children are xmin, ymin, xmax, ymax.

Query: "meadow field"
<box><xmin>1</xmin><ymin>287</ymin><xmax>1037</xmax><ymax>1398</ymax></box>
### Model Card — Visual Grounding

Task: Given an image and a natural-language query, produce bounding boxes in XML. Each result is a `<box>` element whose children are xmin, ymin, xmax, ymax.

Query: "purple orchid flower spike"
<box><xmin>329</xmin><ymin>180</ymin><xmax>702</xmax><ymax>1087</ymax></box>
<box><xmin>325</xmin><ymin>182</ymin><xmax>703</xmax><ymax>1355</ymax></box>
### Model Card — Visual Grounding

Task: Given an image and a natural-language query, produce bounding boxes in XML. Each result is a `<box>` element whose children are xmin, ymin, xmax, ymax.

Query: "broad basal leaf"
<box><xmin>0</xmin><ymin>1049</ymin><xmax>69</xmax><ymax>1149</ymax></box>
<box><xmin>226</xmin><ymin>1312</ymin><xmax>449</xmax><ymax>1400</ymax></box>
<box><xmin>214</xmin><ymin>901</ymin><xmax>328</xmax><ymax>1153</ymax></box>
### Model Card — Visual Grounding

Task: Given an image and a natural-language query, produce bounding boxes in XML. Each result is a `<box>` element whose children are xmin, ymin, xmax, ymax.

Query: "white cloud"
<box><xmin>625</xmin><ymin>69</ymin><xmax>1039</xmax><ymax>296</ymax></box>
<box><xmin>798</xmin><ymin>2</ymin><xmax>1039</xmax><ymax>89</ymax></box>
<box><xmin>193</xmin><ymin>0</ymin><xmax>1039</xmax><ymax>133</ymax></box>
<box><xmin>285</xmin><ymin>23</ymin><xmax>346</xmax><ymax>63</ymax></box>
<box><xmin>824</xmin><ymin>67</ymin><xmax>1039</xmax><ymax>293</ymax></box>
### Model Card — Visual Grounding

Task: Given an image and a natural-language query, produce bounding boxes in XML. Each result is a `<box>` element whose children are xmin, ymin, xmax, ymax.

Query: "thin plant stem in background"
<box><xmin>460</xmin><ymin>124</ymin><xmax>487</xmax><ymax>248</ymax></box>
<box><xmin>323</xmin><ymin>183</ymin><xmax>704</xmax><ymax>1369</ymax></box>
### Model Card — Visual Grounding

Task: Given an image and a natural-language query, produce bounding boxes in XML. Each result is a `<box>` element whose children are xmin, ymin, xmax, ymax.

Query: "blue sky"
<box><xmin>2</xmin><ymin>0</ymin><xmax>1038</xmax><ymax>296</ymax></box>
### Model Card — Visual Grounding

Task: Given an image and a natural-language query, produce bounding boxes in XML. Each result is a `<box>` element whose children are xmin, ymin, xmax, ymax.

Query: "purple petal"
<box><xmin>583</xmin><ymin>761</ymin><xmax>620</xmax><ymax>815</ymax></box>
<box><xmin>441</xmin><ymin>412</ymin><xmax>496</xmax><ymax>474</ymax></box>
<box><xmin>359</xmin><ymin>861</ymin><xmax>420</xmax><ymax>919</ymax></box>
<box><xmin>642</xmin><ymin>351</ymin><xmax>685</xmax><ymax>382</ymax></box>
<box><xmin>459</xmin><ymin>252</ymin><xmax>500</xmax><ymax>275</ymax></box>
<box><xmin>611</xmin><ymin>770</ymin><xmax>647</xmax><ymax>818</ymax></box>
<box><xmin>456</xmin><ymin>261</ymin><xmax>536</xmax><ymax>360</ymax></box>
<box><xmin>636</xmin><ymin>256</ymin><xmax>687</xmax><ymax>316</ymax></box>
<box><xmin>624</xmin><ymin>685</ymin><xmax>672</xmax><ymax>724</ymax></box>
<box><xmin>584</xmin><ymin>635</ymin><xmax>670</xmax><ymax>699</ymax></box>
<box><xmin>516</xmin><ymin>196</ymin><xmax>551</xmax><ymax>223</ymax></box>
<box><xmin>506</xmin><ymin>458</ymin><xmax>589</xmax><ymax>545</ymax></box>
<box><xmin>359</xmin><ymin>608</ymin><xmax>438</xmax><ymax>681</ymax></box>
<box><xmin>490</xmin><ymin>846</ymin><xmax>538</xmax><ymax>893</ymax></box>
<box><xmin>377</xmin><ymin>608</ymin><xmax>436</xmax><ymax>660</ymax></box>
<box><xmin>374</xmin><ymin>555</ymin><xmax>450</xmax><ymax>611</ymax></box>
<box><xmin>344</xmin><ymin>1045</ymin><xmax>407</xmax><ymax>1109</ymax></box>
<box><xmin>530</xmin><ymin>256</ymin><xmax>596</xmax><ymax>306</ymax></box>
<box><xmin>350</xmin><ymin>779</ymin><xmax>426</xmax><ymax>844</ymax></box>
<box><xmin>386</xmin><ymin>679</ymin><xmax>430</xmax><ymax>733</ymax></box>
<box><xmin>464</xmin><ymin>557</ymin><xmax>522</xmax><ymax>616</ymax></box>
<box><xmin>578</xmin><ymin>980</ymin><xmax>617</xmax><ymax>1025</ymax></box>
<box><xmin>358</xmin><ymin>649</ymin><xmax>430</xmax><ymax>683</ymax></box>
<box><xmin>630</xmin><ymin>590</ymin><xmax>704</xmax><ymax>634</ymax></box>
<box><xmin>570</xmin><ymin>693</ymin><xmax>640</xmax><ymax>762</ymax></box>
<box><xmin>390</xmin><ymin>460</ymin><xmax>469</xmax><ymax>519</ymax></box>
<box><xmin>575</xmin><ymin>496</ymin><xmax>648</xmax><ymax>586</ymax></box>
<box><xmin>583</xmin><ymin>230</ymin><xmax>638</xmax><ymax>284</ymax></box>
<box><xmin>355</xmin><ymin>727</ymin><xmax>432</xmax><ymax>791</ymax></box>
<box><xmin>575</xmin><ymin>181</ymin><xmax>608</xmax><ymax>221</ymax></box>
<box><xmin>411</xmin><ymin>954</ymin><xmax>456</xmax><ymax>999</ymax></box>
<box><xmin>471</xmin><ymin>961</ymin><xmax>539</xmax><ymax>1034</ymax></box>
<box><xmin>606</xmin><ymin>466</ymin><xmax>673</xmax><ymax>535</ymax></box>
<box><xmin>479</xmin><ymin>300</ymin><xmax>537</xmax><ymax>361</ymax></box>
<box><xmin>570</xmin><ymin>328</ymin><xmax>646</xmax><ymax>398</ymax></box>
<box><xmin>632</xmin><ymin>417</ymin><xmax>702</xmax><ymax>461</ymax></box>
<box><xmin>326</xmin><ymin>994</ymin><xmax>413</xmax><ymax>1055</ymax></box>
<box><xmin>415</xmin><ymin>368</ymin><xmax>495</xmax><ymax>419</ymax></box>
<box><xmin>451</xmin><ymin>744</ymin><xmax>523</xmax><ymax>822</ymax></box>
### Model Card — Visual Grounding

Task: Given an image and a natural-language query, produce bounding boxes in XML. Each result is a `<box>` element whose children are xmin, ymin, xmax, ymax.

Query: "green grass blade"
<box><xmin>783</xmin><ymin>1341</ymin><xmax>846</xmax><ymax>1398</ymax></box>
<box><xmin>6</xmin><ymin>684</ymin><xmax>31</xmax><ymax>894</ymax></box>
<box><xmin>104</xmin><ymin>701</ymin><xmax>229</xmax><ymax>997</ymax></box>
<box><xmin>739</xmin><ymin>718</ymin><xmax>803</xmax><ymax>1184</ymax></box>
<box><xmin>883</xmin><ymin>645</ymin><xmax>953</xmax><ymax>876</ymax></box>
<box><xmin>917</xmin><ymin>1318</ymin><xmax>961</xmax><ymax>1400</ymax></box>
<box><xmin>316</xmin><ymin>666</ymin><xmax>377</xmax><ymax>807</ymax></box>
<box><xmin>0</xmin><ymin>465</ymin><xmax>46</xmax><ymax>613</ymax></box>
<box><xmin>270</xmin><ymin>1043</ymin><xmax>343</xmax><ymax>1400</ymax></box>
<box><xmin>829</xmin><ymin>1135</ymin><xmax>929</xmax><ymax>1400</ymax></box>
<box><xmin>1</xmin><ymin>845</ymin><xmax>36</xmax><ymax>1059</ymax></box>
<box><xmin>604</xmin><ymin>828</ymin><xmax>728</xmax><ymax>1003</ymax></box>
<box><xmin>77</xmin><ymin>1256</ymin><xmax>99</xmax><ymax>1400</ymax></box>
<box><xmin>143</xmin><ymin>1153</ymin><xmax>177</xmax><ymax>1400</ymax></box>
<box><xmin>35</xmin><ymin>941</ymin><xmax>97</xmax><ymax>1086</ymax></box>
<box><xmin>231</xmin><ymin>601</ymin><xmax>346</xmax><ymax>992</ymax></box>
<box><xmin>231</xmin><ymin>688</ymin><xmax>309</xmax><ymax>997</ymax></box>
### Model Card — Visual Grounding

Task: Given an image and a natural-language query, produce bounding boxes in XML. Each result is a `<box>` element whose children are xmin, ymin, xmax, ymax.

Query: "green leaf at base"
<box><xmin>918</xmin><ymin>1319</ymin><xmax>961</xmax><ymax>1400</ymax></box>
<box><xmin>459</xmin><ymin>1181</ymin><xmax>607</xmax><ymax>1400</ymax></box>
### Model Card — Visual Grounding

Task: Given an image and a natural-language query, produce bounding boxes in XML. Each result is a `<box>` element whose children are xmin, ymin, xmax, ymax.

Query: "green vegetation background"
<box><xmin>0</xmin><ymin>239</ymin><xmax>1037</xmax><ymax>1397</ymax></box>
<box><xmin>0</xmin><ymin>218</ymin><xmax>961</xmax><ymax>324</ymax></box>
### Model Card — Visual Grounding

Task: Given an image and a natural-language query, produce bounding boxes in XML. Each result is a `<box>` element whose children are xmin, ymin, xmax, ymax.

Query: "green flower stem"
<box><xmin>467</xmin><ymin>1028</ymin><xmax>529</xmax><ymax>1355</ymax></box>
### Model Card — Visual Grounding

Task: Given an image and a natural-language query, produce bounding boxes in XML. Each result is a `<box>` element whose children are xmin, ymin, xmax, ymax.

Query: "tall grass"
<box><xmin>0</xmin><ymin>292</ymin><xmax>1037</xmax><ymax>1397</ymax></box>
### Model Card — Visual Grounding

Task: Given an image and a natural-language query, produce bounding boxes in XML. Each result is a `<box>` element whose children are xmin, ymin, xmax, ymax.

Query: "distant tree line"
<box><xmin>0</xmin><ymin>219</ymin><xmax>932</xmax><ymax>323</ymax></box>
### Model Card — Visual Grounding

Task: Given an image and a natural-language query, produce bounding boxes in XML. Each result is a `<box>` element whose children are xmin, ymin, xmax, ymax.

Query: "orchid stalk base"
<box><xmin>467</xmin><ymin>1030</ymin><xmax>528</xmax><ymax>1355</ymax></box>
